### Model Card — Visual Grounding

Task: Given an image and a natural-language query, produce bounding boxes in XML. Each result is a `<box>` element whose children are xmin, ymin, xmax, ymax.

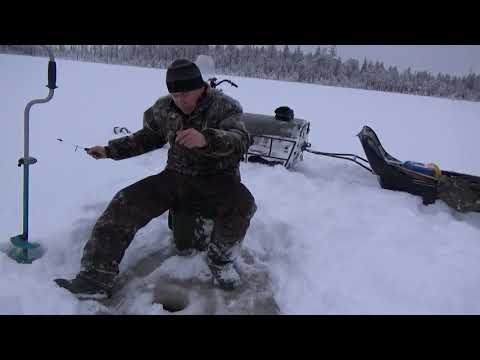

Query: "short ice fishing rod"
<box><xmin>56</xmin><ymin>138</ymin><xmax>89</xmax><ymax>152</ymax></box>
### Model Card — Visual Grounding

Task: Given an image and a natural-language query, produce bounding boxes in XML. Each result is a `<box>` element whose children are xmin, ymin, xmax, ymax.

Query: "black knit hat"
<box><xmin>166</xmin><ymin>59</ymin><xmax>205</xmax><ymax>93</ymax></box>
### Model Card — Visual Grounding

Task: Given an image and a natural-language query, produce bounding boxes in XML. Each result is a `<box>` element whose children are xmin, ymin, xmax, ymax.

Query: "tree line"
<box><xmin>2</xmin><ymin>44</ymin><xmax>479</xmax><ymax>102</ymax></box>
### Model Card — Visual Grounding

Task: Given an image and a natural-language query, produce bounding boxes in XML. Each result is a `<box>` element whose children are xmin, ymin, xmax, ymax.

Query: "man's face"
<box><xmin>171</xmin><ymin>86</ymin><xmax>205</xmax><ymax>115</ymax></box>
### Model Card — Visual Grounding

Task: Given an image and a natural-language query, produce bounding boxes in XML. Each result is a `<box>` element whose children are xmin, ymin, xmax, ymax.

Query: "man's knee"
<box><xmin>247</xmin><ymin>197</ymin><xmax>257</xmax><ymax>220</ymax></box>
<box><xmin>238</xmin><ymin>184</ymin><xmax>257</xmax><ymax>220</ymax></box>
<box><xmin>214</xmin><ymin>188</ymin><xmax>256</xmax><ymax>244</ymax></box>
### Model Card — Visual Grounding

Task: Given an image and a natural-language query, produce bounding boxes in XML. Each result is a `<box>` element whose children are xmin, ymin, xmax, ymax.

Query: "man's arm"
<box><xmin>106</xmin><ymin>107</ymin><xmax>167</xmax><ymax>160</ymax></box>
<box><xmin>199</xmin><ymin>99</ymin><xmax>250</xmax><ymax>158</ymax></box>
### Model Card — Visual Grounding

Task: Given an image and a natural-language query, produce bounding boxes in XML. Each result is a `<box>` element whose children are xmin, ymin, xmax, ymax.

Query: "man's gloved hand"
<box><xmin>175</xmin><ymin>128</ymin><xmax>207</xmax><ymax>149</ymax></box>
<box><xmin>86</xmin><ymin>146</ymin><xmax>108</xmax><ymax>159</ymax></box>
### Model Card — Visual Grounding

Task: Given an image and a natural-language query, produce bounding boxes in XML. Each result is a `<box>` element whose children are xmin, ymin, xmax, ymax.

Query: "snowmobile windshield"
<box><xmin>195</xmin><ymin>54</ymin><xmax>216</xmax><ymax>82</ymax></box>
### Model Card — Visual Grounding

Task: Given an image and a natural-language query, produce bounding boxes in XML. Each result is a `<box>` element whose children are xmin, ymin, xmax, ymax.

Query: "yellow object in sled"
<box><xmin>426</xmin><ymin>163</ymin><xmax>442</xmax><ymax>178</ymax></box>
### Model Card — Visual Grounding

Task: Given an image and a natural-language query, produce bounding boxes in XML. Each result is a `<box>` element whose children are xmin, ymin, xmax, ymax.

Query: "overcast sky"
<box><xmin>297</xmin><ymin>45</ymin><xmax>480</xmax><ymax>76</ymax></box>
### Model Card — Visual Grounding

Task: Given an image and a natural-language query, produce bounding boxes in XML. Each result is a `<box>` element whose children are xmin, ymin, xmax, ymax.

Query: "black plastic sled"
<box><xmin>357</xmin><ymin>125</ymin><xmax>480</xmax><ymax>210</ymax></box>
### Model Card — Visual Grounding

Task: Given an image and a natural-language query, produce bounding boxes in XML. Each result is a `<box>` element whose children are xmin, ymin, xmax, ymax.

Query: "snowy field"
<box><xmin>1</xmin><ymin>53</ymin><xmax>480</xmax><ymax>315</ymax></box>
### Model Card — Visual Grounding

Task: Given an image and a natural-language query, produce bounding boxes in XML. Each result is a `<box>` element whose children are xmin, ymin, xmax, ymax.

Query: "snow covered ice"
<box><xmin>1</xmin><ymin>53</ymin><xmax>480</xmax><ymax>315</ymax></box>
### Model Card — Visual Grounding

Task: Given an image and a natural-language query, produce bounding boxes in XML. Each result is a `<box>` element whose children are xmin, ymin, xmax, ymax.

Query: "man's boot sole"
<box><xmin>54</xmin><ymin>278</ymin><xmax>111</xmax><ymax>300</ymax></box>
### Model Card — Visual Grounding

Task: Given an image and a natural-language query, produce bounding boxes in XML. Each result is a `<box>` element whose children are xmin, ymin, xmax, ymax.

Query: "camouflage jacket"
<box><xmin>106</xmin><ymin>86</ymin><xmax>250</xmax><ymax>176</ymax></box>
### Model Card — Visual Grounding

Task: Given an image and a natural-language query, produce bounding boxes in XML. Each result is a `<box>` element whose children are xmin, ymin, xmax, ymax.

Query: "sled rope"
<box><xmin>303</xmin><ymin>147</ymin><xmax>373</xmax><ymax>174</ymax></box>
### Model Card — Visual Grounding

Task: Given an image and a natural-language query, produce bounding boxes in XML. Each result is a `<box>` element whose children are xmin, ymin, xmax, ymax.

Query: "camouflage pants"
<box><xmin>81</xmin><ymin>169</ymin><xmax>257</xmax><ymax>275</ymax></box>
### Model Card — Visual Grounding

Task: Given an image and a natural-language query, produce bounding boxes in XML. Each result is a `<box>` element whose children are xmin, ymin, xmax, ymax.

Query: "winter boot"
<box><xmin>54</xmin><ymin>270</ymin><xmax>115</xmax><ymax>300</ymax></box>
<box><xmin>207</xmin><ymin>257</ymin><xmax>241</xmax><ymax>291</ymax></box>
